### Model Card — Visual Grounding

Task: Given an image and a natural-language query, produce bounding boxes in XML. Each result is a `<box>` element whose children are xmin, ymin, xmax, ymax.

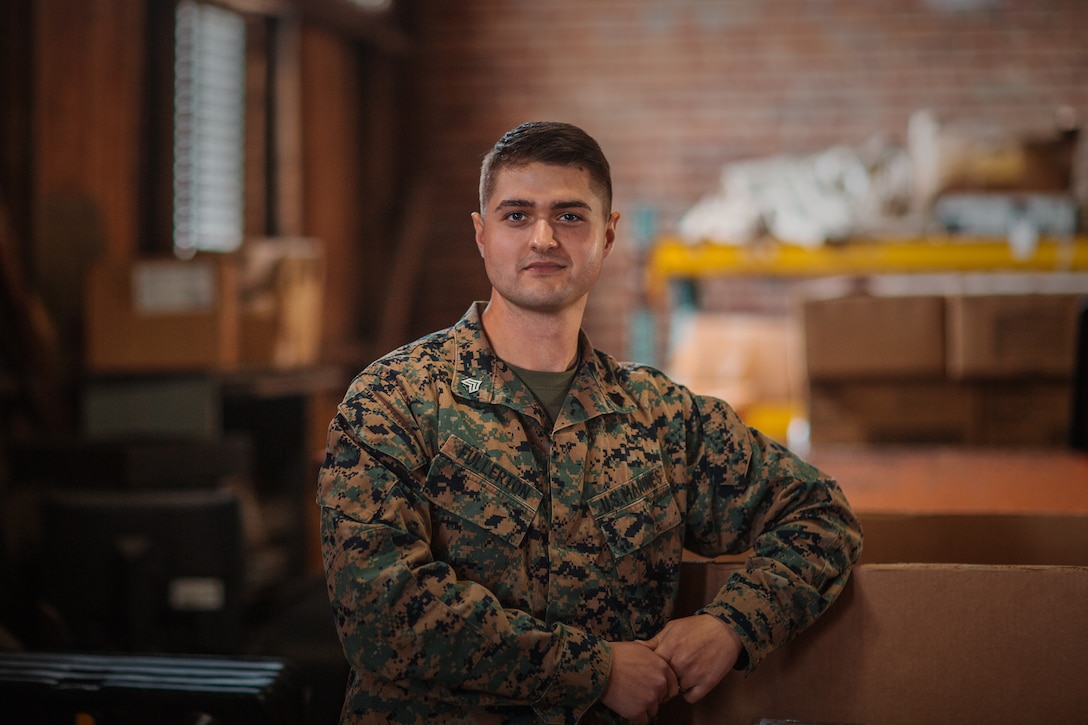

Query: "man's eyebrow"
<box><xmin>552</xmin><ymin>200</ymin><xmax>592</xmax><ymax>211</ymax></box>
<box><xmin>494</xmin><ymin>198</ymin><xmax>593</xmax><ymax>211</ymax></box>
<box><xmin>496</xmin><ymin>198</ymin><xmax>596</xmax><ymax>214</ymax></box>
<box><xmin>495</xmin><ymin>198</ymin><xmax>534</xmax><ymax>210</ymax></box>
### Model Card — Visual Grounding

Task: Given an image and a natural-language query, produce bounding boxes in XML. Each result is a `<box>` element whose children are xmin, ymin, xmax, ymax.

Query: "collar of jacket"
<box><xmin>450</xmin><ymin>302</ymin><xmax>638</xmax><ymax>425</ymax></box>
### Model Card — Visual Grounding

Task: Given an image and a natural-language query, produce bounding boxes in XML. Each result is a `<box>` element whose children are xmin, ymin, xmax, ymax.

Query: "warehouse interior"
<box><xmin>1</xmin><ymin>1</ymin><xmax>1086</xmax><ymax>723</ymax></box>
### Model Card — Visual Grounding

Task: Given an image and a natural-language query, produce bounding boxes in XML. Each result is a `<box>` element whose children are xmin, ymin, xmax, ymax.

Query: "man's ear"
<box><xmin>471</xmin><ymin>212</ymin><xmax>485</xmax><ymax>257</ymax></box>
<box><xmin>603</xmin><ymin>210</ymin><xmax>620</xmax><ymax>256</ymax></box>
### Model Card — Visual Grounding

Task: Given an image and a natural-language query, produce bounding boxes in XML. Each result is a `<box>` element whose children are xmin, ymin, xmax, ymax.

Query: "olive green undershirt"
<box><xmin>505</xmin><ymin>362</ymin><xmax>577</xmax><ymax>425</ymax></box>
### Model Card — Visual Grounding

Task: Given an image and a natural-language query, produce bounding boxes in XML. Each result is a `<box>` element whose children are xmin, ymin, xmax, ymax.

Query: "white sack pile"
<box><xmin>677</xmin><ymin>135</ymin><xmax>917</xmax><ymax>247</ymax></box>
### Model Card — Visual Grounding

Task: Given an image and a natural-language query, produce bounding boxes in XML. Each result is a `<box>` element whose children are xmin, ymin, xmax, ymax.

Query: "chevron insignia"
<box><xmin>460</xmin><ymin>378</ymin><xmax>483</xmax><ymax>394</ymax></box>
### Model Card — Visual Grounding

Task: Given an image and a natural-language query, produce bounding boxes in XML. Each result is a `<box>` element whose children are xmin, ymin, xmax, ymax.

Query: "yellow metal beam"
<box><xmin>648</xmin><ymin>236</ymin><xmax>1088</xmax><ymax>291</ymax></box>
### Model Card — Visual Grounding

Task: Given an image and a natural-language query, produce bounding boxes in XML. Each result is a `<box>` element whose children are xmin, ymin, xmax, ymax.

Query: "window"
<box><xmin>346</xmin><ymin>0</ymin><xmax>392</xmax><ymax>10</ymax></box>
<box><xmin>172</xmin><ymin>0</ymin><xmax>246</xmax><ymax>256</ymax></box>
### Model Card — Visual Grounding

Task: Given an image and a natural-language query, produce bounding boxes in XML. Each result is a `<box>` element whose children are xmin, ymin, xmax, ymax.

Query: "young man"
<box><xmin>318</xmin><ymin>121</ymin><xmax>862</xmax><ymax>724</ymax></box>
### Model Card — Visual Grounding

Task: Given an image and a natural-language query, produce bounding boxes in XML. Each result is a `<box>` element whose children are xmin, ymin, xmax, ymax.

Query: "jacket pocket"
<box><xmin>423</xmin><ymin>435</ymin><xmax>542</xmax><ymax>549</ymax></box>
<box><xmin>587</xmin><ymin>467</ymin><xmax>682</xmax><ymax>559</ymax></box>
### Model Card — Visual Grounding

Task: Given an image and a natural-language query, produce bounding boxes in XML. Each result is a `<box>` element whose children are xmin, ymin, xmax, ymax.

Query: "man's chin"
<box><xmin>503</xmin><ymin>292</ymin><xmax>580</xmax><ymax>315</ymax></box>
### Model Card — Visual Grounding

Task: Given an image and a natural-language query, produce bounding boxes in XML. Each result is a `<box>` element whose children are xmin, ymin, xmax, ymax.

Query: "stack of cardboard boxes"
<box><xmin>85</xmin><ymin>238</ymin><xmax>325</xmax><ymax>374</ymax></box>
<box><xmin>665</xmin><ymin>312</ymin><xmax>806</xmax><ymax>442</ymax></box>
<box><xmin>804</xmin><ymin>291</ymin><xmax>1083</xmax><ymax>447</ymax></box>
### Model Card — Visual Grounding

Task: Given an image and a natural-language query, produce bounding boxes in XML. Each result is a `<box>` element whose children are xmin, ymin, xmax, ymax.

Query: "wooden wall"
<box><xmin>31</xmin><ymin>0</ymin><xmax>149</xmax><ymax>368</ymax></box>
<box><xmin>299</xmin><ymin>23</ymin><xmax>409</xmax><ymax>363</ymax></box>
<box><xmin>0</xmin><ymin>0</ymin><xmax>409</xmax><ymax>398</ymax></box>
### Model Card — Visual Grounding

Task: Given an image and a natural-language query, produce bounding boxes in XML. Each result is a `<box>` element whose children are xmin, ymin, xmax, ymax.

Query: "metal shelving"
<box><xmin>646</xmin><ymin>235</ymin><xmax>1088</xmax><ymax>298</ymax></box>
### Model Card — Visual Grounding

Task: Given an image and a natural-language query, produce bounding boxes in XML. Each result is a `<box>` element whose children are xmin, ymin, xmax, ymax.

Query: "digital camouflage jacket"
<box><xmin>317</xmin><ymin>303</ymin><xmax>862</xmax><ymax>724</ymax></box>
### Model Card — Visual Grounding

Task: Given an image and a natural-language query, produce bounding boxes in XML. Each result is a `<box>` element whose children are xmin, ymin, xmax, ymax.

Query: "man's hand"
<box><xmin>642</xmin><ymin>614</ymin><xmax>744</xmax><ymax>703</ymax></box>
<box><xmin>599</xmin><ymin>640</ymin><xmax>679</xmax><ymax>724</ymax></box>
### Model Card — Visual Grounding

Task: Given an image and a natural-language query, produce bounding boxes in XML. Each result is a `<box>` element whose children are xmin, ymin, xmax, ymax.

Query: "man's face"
<box><xmin>472</xmin><ymin>162</ymin><xmax>619</xmax><ymax>315</ymax></box>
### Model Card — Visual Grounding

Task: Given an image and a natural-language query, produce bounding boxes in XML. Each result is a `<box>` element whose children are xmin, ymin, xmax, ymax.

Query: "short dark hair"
<box><xmin>478</xmin><ymin>121</ymin><xmax>613</xmax><ymax>217</ymax></box>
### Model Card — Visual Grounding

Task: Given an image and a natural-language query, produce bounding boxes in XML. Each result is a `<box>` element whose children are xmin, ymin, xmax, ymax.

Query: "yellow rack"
<box><xmin>644</xmin><ymin>233</ymin><xmax>1088</xmax><ymax>444</ymax></box>
<box><xmin>646</xmin><ymin>234</ymin><xmax>1088</xmax><ymax>298</ymax></box>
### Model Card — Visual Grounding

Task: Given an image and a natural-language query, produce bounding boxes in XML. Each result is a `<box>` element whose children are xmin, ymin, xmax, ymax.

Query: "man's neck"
<box><xmin>480</xmin><ymin>295</ymin><xmax>583</xmax><ymax>372</ymax></box>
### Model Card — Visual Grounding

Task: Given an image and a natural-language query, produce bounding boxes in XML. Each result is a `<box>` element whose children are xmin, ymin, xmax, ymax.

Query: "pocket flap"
<box><xmin>424</xmin><ymin>435</ymin><xmax>542</xmax><ymax>547</ymax></box>
<box><xmin>588</xmin><ymin>468</ymin><xmax>681</xmax><ymax>559</ymax></box>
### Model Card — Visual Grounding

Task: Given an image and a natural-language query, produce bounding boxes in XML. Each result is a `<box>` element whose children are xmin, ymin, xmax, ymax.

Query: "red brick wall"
<box><xmin>404</xmin><ymin>0</ymin><xmax>1088</xmax><ymax>360</ymax></box>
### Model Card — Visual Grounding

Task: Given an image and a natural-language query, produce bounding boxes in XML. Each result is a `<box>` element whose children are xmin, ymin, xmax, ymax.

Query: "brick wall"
<box><xmin>403</xmin><ymin>0</ymin><xmax>1088</xmax><ymax>360</ymax></box>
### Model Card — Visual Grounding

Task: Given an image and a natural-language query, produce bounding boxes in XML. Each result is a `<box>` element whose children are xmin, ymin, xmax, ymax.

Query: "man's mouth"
<box><xmin>524</xmin><ymin>259</ymin><xmax>566</xmax><ymax>272</ymax></box>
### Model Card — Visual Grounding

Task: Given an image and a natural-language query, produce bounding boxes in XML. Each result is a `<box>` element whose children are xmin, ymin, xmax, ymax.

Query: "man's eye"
<box><xmin>558</xmin><ymin>213</ymin><xmax>582</xmax><ymax>222</ymax></box>
<box><xmin>505</xmin><ymin>212</ymin><xmax>527</xmax><ymax>222</ymax></box>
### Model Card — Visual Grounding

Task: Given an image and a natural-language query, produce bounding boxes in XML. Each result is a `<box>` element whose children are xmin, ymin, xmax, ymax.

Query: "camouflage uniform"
<box><xmin>318</xmin><ymin>303</ymin><xmax>862</xmax><ymax>724</ymax></box>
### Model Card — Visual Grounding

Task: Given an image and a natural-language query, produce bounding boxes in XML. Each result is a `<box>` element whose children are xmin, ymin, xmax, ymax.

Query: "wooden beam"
<box><xmin>271</xmin><ymin>17</ymin><xmax>304</xmax><ymax>236</ymax></box>
<box><xmin>376</xmin><ymin>181</ymin><xmax>430</xmax><ymax>355</ymax></box>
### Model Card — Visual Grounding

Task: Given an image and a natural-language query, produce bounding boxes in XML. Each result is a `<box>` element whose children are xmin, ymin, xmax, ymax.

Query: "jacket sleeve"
<box><xmin>681</xmin><ymin>394</ymin><xmax>863</xmax><ymax>672</ymax></box>
<box><xmin>316</xmin><ymin>375</ymin><xmax>611</xmax><ymax>722</ymax></box>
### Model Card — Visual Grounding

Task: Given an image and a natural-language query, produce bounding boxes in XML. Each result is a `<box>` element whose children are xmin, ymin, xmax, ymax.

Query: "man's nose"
<box><xmin>528</xmin><ymin>219</ymin><xmax>558</xmax><ymax>250</ymax></box>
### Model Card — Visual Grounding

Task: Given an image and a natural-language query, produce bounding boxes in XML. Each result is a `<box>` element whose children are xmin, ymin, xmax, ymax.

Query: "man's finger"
<box><xmin>663</xmin><ymin>661</ymin><xmax>680</xmax><ymax>701</ymax></box>
<box><xmin>684</xmin><ymin>686</ymin><xmax>704</xmax><ymax>703</ymax></box>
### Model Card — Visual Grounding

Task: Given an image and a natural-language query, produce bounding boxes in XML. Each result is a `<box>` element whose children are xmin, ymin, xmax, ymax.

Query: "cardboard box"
<box><xmin>973</xmin><ymin>380</ymin><xmax>1072</xmax><ymax>447</ymax></box>
<box><xmin>680</xmin><ymin>510</ymin><xmax>1088</xmax><ymax>571</ymax></box>
<box><xmin>85</xmin><ymin>240</ymin><xmax>325</xmax><ymax>373</ymax></box>
<box><xmin>909</xmin><ymin>109</ymin><xmax>1079</xmax><ymax>205</ymax></box>
<box><xmin>947</xmin><ymin>293</ymin><xmax>1082</xmax><ymax>379</ymax></box>
<box><xmin>238</xmin><ymin>238</ymin><xmax>325</xmax><ymax>369</ymax></box>
<box><xmin>803</xmin><ymin>295</ymin><xmax>946</xmax><ymax>380</ymax></box>
<box><xmin>808</xmin><ymin>378</ymin><xmax>1072</xmax><ymax>447</ymax></box>
<box><xmin>808</xmin><ymin>379</ymin><xmax>977</xmax><ymax>445</ymax></box>
<box><xmin>85</xmin><ymin>256</ymin><xmax>240</xmax><ymax>373</ymax></box>
<box><xmin>857</xmin><ymin>512</ymin><xmax>1088</xmax><ymax>566</ymax></box>
<box><xmin>663</xmin><ymin>562</ymin><xmax>1088</xmax><ymax>725</ymax></box>
<box><xmin>666</xmin><ymin>312</ymin><xmax>805</xmax><ymax>415</ymax></box>
<box><xmin>807</xmin><ymin>445</ymin><xmax>1088</xmax><ymax>515</ymax></box>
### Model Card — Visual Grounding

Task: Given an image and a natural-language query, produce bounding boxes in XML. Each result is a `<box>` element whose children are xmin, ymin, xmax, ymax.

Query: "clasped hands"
<box><xmin>599</xmin><ymin>613</ymin><xmax>743</xmax><ymax>725</ymax></box>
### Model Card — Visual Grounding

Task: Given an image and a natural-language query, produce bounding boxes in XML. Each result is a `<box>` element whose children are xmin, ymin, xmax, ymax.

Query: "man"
<box><xmin>318</xmin><ymin>121</ymin><xmax>862</xmax><ymax>724</ymax></box>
